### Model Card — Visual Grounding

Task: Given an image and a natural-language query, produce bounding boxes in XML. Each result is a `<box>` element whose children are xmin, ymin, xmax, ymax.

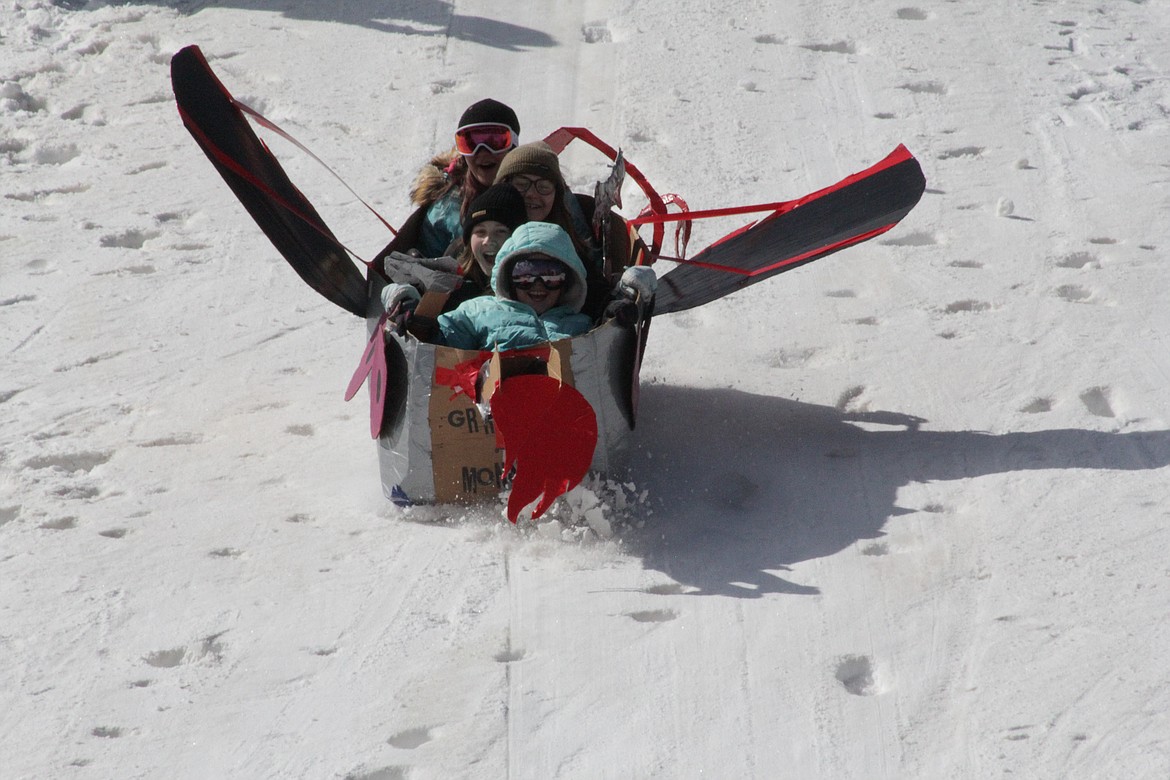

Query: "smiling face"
<box><xmin>468</xmin><ymin>220</ymin><xmax>512</xmax><ymax>277</ymax></box>
<box><xmin>467</xmin><ymin>147</ymin><xmax>510</xmax><ymax>188</ymax></box>
<box><xmin>515</xmin><ymin>277</ymin><xmax>563</xmax><ymax>315</ymax></box>
<box><xmin>508</xmin><ymin>174</ymin><xmax>556</xmax><ymax>221</ymax></box>
<box><xmin>509</xmin><ymin>253</ymin><xmax>568</xmax><ymax>315</ymax></box>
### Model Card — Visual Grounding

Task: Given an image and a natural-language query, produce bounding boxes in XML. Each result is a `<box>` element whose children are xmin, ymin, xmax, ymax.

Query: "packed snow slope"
<box><xmin>4</xmin><ymin>1</ymin><xmax>1170</xmax><ymax>778</ymax></box>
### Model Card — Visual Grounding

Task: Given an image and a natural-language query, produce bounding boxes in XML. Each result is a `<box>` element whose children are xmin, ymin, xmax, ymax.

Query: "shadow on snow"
<box><xmin>63</xmin><ymin>0</ymin><xmax>558</xmax><ymax>52</ymax></box>
<box><xmin>628</xmin><ymin>383</ymin><xmax>1170</xmax><ymax>599</ymax></box>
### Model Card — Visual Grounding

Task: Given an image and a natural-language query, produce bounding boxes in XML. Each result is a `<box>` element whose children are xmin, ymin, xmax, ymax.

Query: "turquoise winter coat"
<box><xmin>436</xmin><ymin>222</ymin><xmax>594</xmax><ymax>351</ymax></box>
<box><xmin>417</xmin><ymin>189</ymin><xmax>462</xmax><ymax>258</ymax></box>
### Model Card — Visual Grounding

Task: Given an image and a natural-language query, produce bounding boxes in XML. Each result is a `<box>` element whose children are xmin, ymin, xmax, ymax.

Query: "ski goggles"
<box><xmin>511</xmin><ymin>272</ymin><xmax>568</xmax><ymax>291</ymax></box>
<box><xmin>454</xmin><ymin>123</ymin><xmax>517</xmax><ymax>156</ymax></box>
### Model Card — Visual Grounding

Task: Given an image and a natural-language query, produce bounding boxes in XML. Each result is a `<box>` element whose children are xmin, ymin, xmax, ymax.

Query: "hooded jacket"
<box><xmin>436</xmin><ymin>222</ymin><xmax>593</xmax><ymax>351</ymax></box>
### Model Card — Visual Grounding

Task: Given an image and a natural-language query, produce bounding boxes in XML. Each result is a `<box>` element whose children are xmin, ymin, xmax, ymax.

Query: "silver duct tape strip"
<box><xmin>376</xmin><ymin>333</ymin><xmax>438</xmax><ymax>502</ymax></box>
<box><xmin>565</xmin><ymin>321</ymin><xmax>636</xmax><ymax>479</ymax></box>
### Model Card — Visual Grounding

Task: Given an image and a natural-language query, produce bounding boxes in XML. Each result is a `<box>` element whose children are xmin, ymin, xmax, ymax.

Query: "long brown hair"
<box><xmin>452</xmin><ymin>155</ymin><xmax>493</xmax><ymax>222</ymax></box>
<box><xmin>456</xmin><ymin>243</ymin><xmax>488</xmax><ymax>284</ymax></box>
<box><xmin>548</xmin><ymin>186</ymin><xmax>595</xmax><ymax>262</ymax></box>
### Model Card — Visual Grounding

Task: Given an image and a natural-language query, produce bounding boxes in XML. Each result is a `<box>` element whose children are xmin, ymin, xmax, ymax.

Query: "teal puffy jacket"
<box><xmin>416</xmin><ymin>190</ymin><xmax>462</xmax><ymax>258</ymax></box>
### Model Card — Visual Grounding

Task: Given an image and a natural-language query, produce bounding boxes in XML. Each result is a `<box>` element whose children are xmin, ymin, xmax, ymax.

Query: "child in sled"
<box><xmin>436</xmin><ymin>221</ymin><xmax>593</xmax><ymax>351</ymax></box>
<box><xmin>380</xmin><ymin>182</ymin><xmax>527</xmax><ymax>316</ymax></box>
<box><xmin>450</xmin><ymin>183</ymin><xmax>528</xmax><ymax>309</ymax></box>
<box><xmin>495</xmin><ymin>141</ymin><xmax>611</xmax><ymax>318</ymax></box>
<box><xmin>410</xmin><ymin>98</ymin><xmax>521</xmax><ymax>258</ymax></box>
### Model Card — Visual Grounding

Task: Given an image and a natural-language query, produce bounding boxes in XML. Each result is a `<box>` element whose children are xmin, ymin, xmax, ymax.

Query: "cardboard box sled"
<box><xmin>366</xmin><ymin>274</ymin><xmax>646</xmax><ymax>506</ymax></box>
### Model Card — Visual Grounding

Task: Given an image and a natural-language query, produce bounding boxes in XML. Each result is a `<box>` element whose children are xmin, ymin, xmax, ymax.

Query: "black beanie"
<box><xmin>463</xmin><ymin>183</ymin><xmax>528</xmax><ymax>242</ymax></box>
<box><xmin>457</xmin><ymin>98</ymin><xmax>520</xmax><ymax>135</ymax></box>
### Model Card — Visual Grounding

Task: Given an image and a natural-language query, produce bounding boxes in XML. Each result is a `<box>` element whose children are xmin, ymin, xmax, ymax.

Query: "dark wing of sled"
<box><xmin>170</xmin><ymin>45</ymin><xmax>367</xmax><ymax>317</ymax></box>
<box><xmin>653</xmin><ymin>146</ymin><xmax>926</xmax><ymax>315</ymax></box>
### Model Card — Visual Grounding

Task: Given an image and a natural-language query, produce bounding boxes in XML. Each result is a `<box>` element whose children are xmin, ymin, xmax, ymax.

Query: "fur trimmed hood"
<box><xmin>409</xmin><ymin>149</ymin><xmax>460</xmax><ymax>208</ymax></box>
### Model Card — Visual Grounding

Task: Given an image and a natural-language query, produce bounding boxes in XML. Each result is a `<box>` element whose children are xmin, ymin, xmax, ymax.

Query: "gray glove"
<box><xmin>618</xmin><ymin>265</ymin><xmax>657</xmax><ymax>301</ymax></box>
<box><xmin>380</xmin><ymin>282</ymin><xmax>421</xmax><ymax>314</ymax></box>
<box><xmin>384</xmin><ymin>252</ymin><xmax>462</xmax><ymax>294</ymax></box>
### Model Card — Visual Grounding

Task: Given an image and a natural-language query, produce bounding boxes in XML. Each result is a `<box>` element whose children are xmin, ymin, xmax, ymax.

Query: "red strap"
<box><xmin>632</xmin><ymin>145</ymin><xmax>916</xmax><ymax>267</ymax></box>
<box><xmin>634</xmin><ymin>145</ymin><xmax>914</xmax><ymax>230</ymax></box>
<box><xmin>638</xmin><ymin>192</ymin><xmax>692</xmax><ymax>259</ymax></box>
<box><xmin>178</xmin><ymin>103</ymin><xmax>375</xmax><ymax>266</ymax></box>
<box><xmin>631</xmin><ymin>200</ymin><xmax>788</xmax><ymax>226</ymax></box>
<box><xmin>232</xmin><ymin>100</ymin><xmax>398</xmax><ymax>238</ymax></box>
<box><xmin>543</xmin><ymin>126</ymin><xmax>668</xmax><ymax>263</ymax></box>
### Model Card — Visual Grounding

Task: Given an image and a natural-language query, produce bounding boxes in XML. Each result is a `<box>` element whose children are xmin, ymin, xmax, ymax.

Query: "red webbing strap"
<box><xmin>543</xmin><ymin>126</ymin><xmax>668</xmax><ymax>262</ymax></box>
<box><xmin>631</xmin><ymin>200</ymin><xmax>792</xmax><ymax>226</ymax></box>
<box><xmin>632</xmin><ymin>144</ymin><xmax>915</xmax><ymax>229</ymax></box>
<box><xmin>177</xmin><ymin>102</ymin><xmax>373</xmax><ymax>267</ymax></box>
<box><xmin>233</xmin><ymin>100</ymin><xmax>398</xmax><ymax>238</ymax></box>
<box><xmin>631</xmin><ymin>144</ymin><xmax>916</xmax><ymax>270</ymax></box>
<box><xmin>638</xmin><ymin>192</ymin><xmax>691</xmax><ymax>259</ymax></box>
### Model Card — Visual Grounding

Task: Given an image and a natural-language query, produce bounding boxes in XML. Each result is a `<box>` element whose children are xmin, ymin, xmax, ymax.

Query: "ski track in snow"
<box><xmin>3</xmin><ymin>0</ymin><xmax>1170</xmax><ymax>778</ymax></box>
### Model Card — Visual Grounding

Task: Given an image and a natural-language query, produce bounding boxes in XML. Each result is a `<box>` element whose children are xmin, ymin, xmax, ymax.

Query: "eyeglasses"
<box><xmin>511</xmin><ymin>272</ymin><xmax>568</xmax><ymax>291</ymax></box>
<box><xmin>508</xmin><ymin>176</ymin><xmax>557</xmax><ymax>196</ymax></box>
<box><xmin>454</xmin><ymin>123</ymin><xmax>517</xmax><ymax>156</ymax></box>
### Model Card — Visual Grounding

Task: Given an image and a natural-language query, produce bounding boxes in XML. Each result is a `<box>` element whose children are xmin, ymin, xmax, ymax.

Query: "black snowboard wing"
<box><xmin>653</xmin><ymin>146</ymin><xmax>926</xmax><ymax>314</ymax></box>
<box><xmin>170</xmin><ymin>45</ymin><xmax>368</xmax><ymax>317</ymax></box>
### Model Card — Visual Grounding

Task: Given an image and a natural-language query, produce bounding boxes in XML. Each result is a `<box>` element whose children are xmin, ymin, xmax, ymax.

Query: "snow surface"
<box><xmin>3</xmin><ymin>0</ymin><xmax>1170</xmax><ymax>777</ymax></box>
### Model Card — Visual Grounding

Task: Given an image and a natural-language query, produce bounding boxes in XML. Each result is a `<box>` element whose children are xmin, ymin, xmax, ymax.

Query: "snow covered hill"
<box><xmin>3</xmin><ymin>1</ymin><xmax>1169</xmax><ymax>778</ymax></box>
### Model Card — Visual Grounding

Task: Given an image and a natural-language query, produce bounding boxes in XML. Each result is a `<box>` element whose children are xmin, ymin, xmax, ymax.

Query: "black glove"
<box><xmin>603</xmin><ymin>298</ymin><xmax>640</xmax><ymax>327</ymax></box>
<box><xmin>405</xmin><ymin>313</ymin><xmax>439</xmax><ymax>342</ymax></box>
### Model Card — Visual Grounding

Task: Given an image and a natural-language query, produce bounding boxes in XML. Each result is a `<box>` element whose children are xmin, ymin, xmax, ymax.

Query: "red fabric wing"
<box><xmin>490</xmin><ymin>376</ymin><xmax>598</xmax><ymax>523</ymax></box>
